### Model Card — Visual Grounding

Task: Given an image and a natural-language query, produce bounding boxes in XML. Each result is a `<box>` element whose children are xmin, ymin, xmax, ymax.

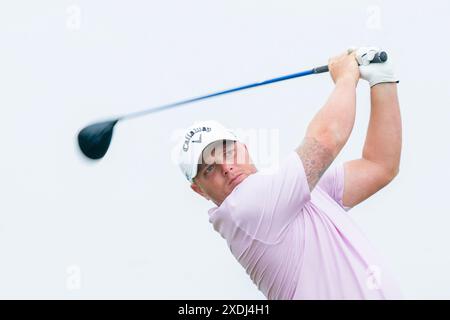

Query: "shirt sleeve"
<box><xmin>228</xmin><ymin>151</ymin><xmax>311</xmax><ymax>243</ymax></box>
<box><xmin>317</xmin><ymin>162</ymin><xmax>352</xmax><ymax>212</ymax></box>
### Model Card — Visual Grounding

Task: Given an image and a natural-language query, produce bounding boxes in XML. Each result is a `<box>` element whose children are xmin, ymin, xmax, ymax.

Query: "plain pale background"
<box><xmin>1</xmin><ymin>0</ymin><xmax>449</xmax><ymax>299</ymax></box>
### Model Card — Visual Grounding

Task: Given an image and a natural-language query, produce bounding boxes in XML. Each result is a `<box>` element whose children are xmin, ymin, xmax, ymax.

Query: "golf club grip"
<box><xmin>313</xmin><ymin>51</ymin><xmax>388</xmax><ymax>74</ymax></box>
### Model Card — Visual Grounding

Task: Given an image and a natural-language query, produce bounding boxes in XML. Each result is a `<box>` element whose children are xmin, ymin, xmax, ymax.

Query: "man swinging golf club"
<box><xmin>176</xmin><ymin>47</ymin><xmax>402</xmax><ymax>299</ymax></box>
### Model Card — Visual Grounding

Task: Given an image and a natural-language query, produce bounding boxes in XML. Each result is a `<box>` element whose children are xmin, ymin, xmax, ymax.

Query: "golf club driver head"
<box><xmin>77</xmin><ymin>119</ymin><xmax>119</xmax><ymax>160</ymax></box>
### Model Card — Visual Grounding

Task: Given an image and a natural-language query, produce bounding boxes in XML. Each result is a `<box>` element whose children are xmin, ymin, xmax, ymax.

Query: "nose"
<box><xmin>219</xmin><ymin>162</ymin><xmax>234</xmax><ymax>176</ymax></box>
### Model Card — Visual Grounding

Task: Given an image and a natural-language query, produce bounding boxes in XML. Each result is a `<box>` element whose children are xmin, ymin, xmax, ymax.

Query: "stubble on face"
<box><xmin>194</xmin><ymin>140</ymin><xmax>257</xmax><ymax>205</ymax></box>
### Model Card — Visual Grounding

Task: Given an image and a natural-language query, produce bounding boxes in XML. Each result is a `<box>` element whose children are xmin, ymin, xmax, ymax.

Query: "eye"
<box><xmin>204</xmin><ymin>164</ymin><xmax>215</xmax><ymax>175</ymax></box>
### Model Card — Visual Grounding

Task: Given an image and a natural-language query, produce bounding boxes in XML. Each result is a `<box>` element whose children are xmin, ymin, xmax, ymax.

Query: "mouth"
<box><xmin>229</xmin><ymin>173</ymin><xmax>245</xmax><ymax>187</ymax></box>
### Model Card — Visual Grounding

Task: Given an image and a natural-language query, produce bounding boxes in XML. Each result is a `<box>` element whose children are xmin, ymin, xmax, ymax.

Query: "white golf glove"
<box><xmin>348</xmin><ymin>46</ymin><xmax>399</xmax><ymax>87</ymax></box>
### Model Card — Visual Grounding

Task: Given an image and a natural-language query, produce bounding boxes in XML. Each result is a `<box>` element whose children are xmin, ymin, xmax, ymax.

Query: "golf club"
<box><xmin>77</xmin><ymin>51</ymin><xmax>387</xmax><ymax>160</ymax></box>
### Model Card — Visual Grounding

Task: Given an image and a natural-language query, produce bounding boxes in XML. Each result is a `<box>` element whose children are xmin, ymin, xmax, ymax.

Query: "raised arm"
<box><xmin>341</xmin><ymin>47</ymin><xmax>402</xmax><ymax>208</ymax></box>
<box><xmin>362</xmin><ymin>83</ymin><xmax>401</xmax><ymax>174</ymax></box>
<box><xmin>296</xmin><ymin>51</ymin><xmax>359</xmax><ymax>192</ymax></box>
<box><xmin>342</xmin><ymin>83</ymin><xmax>402</xmax><ymax>208</ymax></box>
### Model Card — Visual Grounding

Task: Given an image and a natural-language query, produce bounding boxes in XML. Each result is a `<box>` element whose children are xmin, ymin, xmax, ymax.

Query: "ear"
<box><xmin>190</xmin><ymin>181</ymin><xmax>210</xmax><ymax>200</ymax></box>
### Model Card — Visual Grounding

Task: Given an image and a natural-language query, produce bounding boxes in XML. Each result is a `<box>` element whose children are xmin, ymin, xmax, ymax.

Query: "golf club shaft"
<box><xmin>121</xmin><ymin>69</ymin><xmax>314</xmax><ymax>121</ymax></box>
<box><xmin>119</xmin><ymin>51</ymin><xmax>387</xmax><ymax>121</ymax></box>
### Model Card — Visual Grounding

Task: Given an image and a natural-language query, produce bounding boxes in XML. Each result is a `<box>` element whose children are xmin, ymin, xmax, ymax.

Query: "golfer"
<box><xmin>176</xmin><ymin>47</ymin><xmax>402</xmax><ymax>299</ymax></box>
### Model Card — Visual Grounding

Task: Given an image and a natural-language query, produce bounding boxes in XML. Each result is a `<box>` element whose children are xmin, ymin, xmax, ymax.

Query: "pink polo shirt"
<box><xmin>208</xmin><ymin>151</ymin><xmax>402</xmax><ymax>300</ymax></box>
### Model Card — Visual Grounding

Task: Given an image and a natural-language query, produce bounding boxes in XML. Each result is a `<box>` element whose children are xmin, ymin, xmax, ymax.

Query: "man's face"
<box><xmin>190</xmin><ymin>140</ymin><xmax>257</xmax><ymax>206</ymax></box>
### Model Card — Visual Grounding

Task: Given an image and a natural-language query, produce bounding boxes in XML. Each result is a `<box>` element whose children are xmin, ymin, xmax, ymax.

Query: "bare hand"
<box><xmin>328</xmin><ymin>51</ymin><xmax>360</xmax><ymax>86</ymax></box>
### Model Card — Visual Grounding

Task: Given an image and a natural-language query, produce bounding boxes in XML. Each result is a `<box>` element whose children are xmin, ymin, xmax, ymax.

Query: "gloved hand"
<box><xmin>348</xmin><ymin>46</ymin><xmax>399</xmax><ymax>87</ymax></box>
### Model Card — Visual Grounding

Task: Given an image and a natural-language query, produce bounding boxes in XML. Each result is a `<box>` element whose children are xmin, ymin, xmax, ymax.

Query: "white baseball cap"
<box><xmin>176</xmin><ymin>120</ymin><xmax>241</xmax><ymax>183</ymax></box>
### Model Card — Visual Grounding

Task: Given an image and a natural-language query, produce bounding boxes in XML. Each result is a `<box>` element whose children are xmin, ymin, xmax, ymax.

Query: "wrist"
<box><xmin>335</xmin><ymin>75</ymin><xmax>358</xmax><ymax>88</ymax></box>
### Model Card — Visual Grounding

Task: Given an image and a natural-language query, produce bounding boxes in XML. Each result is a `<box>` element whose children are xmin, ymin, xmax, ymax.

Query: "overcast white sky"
<box><xmin>1</xmin><ymin>0</ymin><xmax>449</xmax><ymax>299</ymax></box>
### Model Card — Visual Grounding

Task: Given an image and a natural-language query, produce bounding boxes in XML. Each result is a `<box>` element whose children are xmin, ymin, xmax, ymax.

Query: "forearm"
<box><xmin>362</xmin><ymin>83</ymin><xmax>402</xmax><ymax>175</ymax></box>
<box><xmin>306</xmin><ymin>77</ymin><xmax>357</xmax><ymax>155</ymax></box>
